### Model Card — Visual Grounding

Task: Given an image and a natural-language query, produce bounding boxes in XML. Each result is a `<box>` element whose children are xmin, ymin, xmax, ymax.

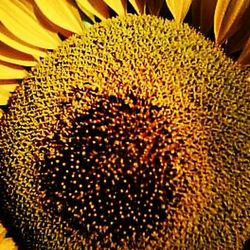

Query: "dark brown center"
<box><xmin>38</xmin><ymin>91</ymin><xmax>184</xmax><ymax>245</ymax></box>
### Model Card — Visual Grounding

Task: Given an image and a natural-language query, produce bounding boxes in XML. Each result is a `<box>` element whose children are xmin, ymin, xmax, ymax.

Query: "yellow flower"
<box><xmin>0</xmin><ymin>12</ymin><xmax>249</xmax><ymax>249</ymax></box>
<box><xmin>0</xmin><ymin>223</ymin><xmax>17</xmax><ymax>250</ymax></box>
<box><xmin>0</xmin><ymin>0</ymin><xmax>249</xmax><ymax>111</ymax></box>
<box><xmin>0</xmin><ymin>1</ymin><xmax>250</xmax><ymax>249</ymax></box>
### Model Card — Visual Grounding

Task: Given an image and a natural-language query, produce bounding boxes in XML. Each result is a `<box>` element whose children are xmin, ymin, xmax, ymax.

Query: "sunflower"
<box><xmin>0</xmin><ymin>1</ymin><xmax>249</xmax><ymax>249</ymax></box>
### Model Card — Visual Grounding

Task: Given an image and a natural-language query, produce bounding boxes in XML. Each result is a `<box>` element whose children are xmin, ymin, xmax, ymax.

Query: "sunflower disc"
<box><xmin>0</xmin><ymin>14</ymin><xmax>249</xmax><ymax>250</ymax></box>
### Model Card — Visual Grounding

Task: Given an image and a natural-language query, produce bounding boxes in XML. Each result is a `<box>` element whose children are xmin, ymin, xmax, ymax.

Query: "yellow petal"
<box><xmin>0</xmin><ymin>238</ymin><xmax>17</xmax><ymax>250</ymax></box>
<box><xmin>76</xmin><ymin>0</ymin><xmax>110</xmax><ymax>20</ymax></box>
<box><xmin>0</xmin><ymin>80</ymin><xmax>19</xmax><ymax>91</ymax></box>
<box><xmin>0</xmin><ymin>42</ymin><xmax>37</xmax><ymax>67</ymax></box>
<box><xmin>0</xmin><ymin>0</ymin><xmax>61</xmax><ymax>49</ymax></box>
<box><xmin>226</xmin><ymin>4</ymin><xmax>250</xmax><ymax>54</ymax></box>
<box><xmin>147</xmin><ymin>0</ymin><xmax>164</xmax><ymax>16</ymax></box>
<box><xmin>0</xmin><ymin>108</ymin><xmax>4</xmax><ymax>118</ymax></box>
<box><xmin>0</xmin><ymin>24</ymin><xmax>47</xmax><ymax>59</ymax></box>
<box><xmin>103</xmin><ymin>0</ymin><xmax>127</xmax><ymax>15</ymax></box>
<box><xmin>214</xmin><ymin>0</ymin><xmax>250</xmax><ymax>44</ymax></box>
<box><xmin>129</xmin><ymin>0</ymin><xmax>146</xmax><ymax>14</ymax></box>
<box><xmin>77</xmin><ymin>6</ymin><xmax>96</xmax><ymax>23</ymax></box>
<box><xmin>166</xmin><ymin>0</ymin><xmax>193</xmax><ymax>23</ymax></box>
<box><xmin>0</xmin><ymin>224</ymin><xmax>6</xmax><ymax>241</ymax></box>
<box><xmin>238</xmin><ymin>38</ymin><xmax>250</xmax><ymax>65</ymax></box>
<box><xmin>192</xmin><ymin>0</ymin><xmax>217</xmax><ymax>33</ymax></box>
<box><xmin>0</xmin><ymin>224</ymin><xmax>17</xmax><ymax>250</ymax></box>
<box><xmin>73</xmin><ymin>3</ymin><xmax>96</xmax><ymax>23</ymax></box>
<box><xmin>0</xmin><ymin>82</ymin><xmax>18</xmax><ymax>105</ymax></box>
<box><xmin>34</xmin><ymin>0</ymin><xmax>85</xmax><ymax>34</ymax></box>
<box><xmin>0</xmin><ymin>61</ymin><xmax>27</xmax><ymax>80</ymax></box>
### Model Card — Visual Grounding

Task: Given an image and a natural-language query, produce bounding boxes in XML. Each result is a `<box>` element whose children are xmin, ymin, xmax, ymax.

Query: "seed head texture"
<box><xmin>0</xmin><ymin>15</ymin><xmax>249</xmax><ymax>249</ymax></box>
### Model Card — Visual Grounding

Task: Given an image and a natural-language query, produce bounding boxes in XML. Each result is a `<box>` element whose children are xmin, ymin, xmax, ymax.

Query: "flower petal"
<box><xmin>0</xmin><ymin>108</ymin><xmax>4</xmax><ymax>118</ymax></box>
<box><xmin>0</xmin><ymin>80</ymin><xmax>18</xmax><ymax>91</ymax></box>
<box><xmin>129</xmin><ymin>0</ymin><xmax>146</xmax><ymax>14</ymax></box>
<box><xmin>0</xmin><ymin>81</ymin><xmax>18</xmax><ymax>105</ymax></box>
<box><xmin>76</xmin><ymin>0</ymin><xmax>110</xmax><ymax>20</ymax></box>
<box><xmin>34</xmin><ymin>0</ymin><xmax>85</xmax><ymax>34</ymax></box>
<box><xmin>166</xmin><ymin>0</ymin><xmax>193</xmax><ymax>23</ymax></box>
<box><xmin>147</xmin><ymin>0</ymin><xmax>164</xmax><ymax>15</ymax></box>
<box><xmin>238</xmin><ymin>38</ymin><xmax>250</xmax><ymax>65</ymax></box>
<box><xmin>226</xmin><ymin>26</ymin><xmax>250</xmax><ymax>54</ymax></box>
<box><xmin>0</xmin><ymin>0</ymin><xmax>61</xmax><ymax>49</ymax></box>
<box><xmin>0</xmin><ymin>238</ymin><xmax>17</xmax><ymax>250</ymax></box>
<box><xmin>192</xmin><ymin>0</ymin><xmax>217</xmax><ymax>33</ymax></box>
<box><xmin>0</xmin><ymin>61</ymin><xmax>27</xmax><ymax>80</ymax></box>
<box><xmin>0</xmin><ymin>24</ymin><xmax>47</xmax><ymax>59</ymax></box>
<box><xmin>103</xmin><ymin>0</ymin><xmax>127</xmax><ymax>15</ymax></box>
<box><xmin>0</xmin><ymin>42</ymin><xmax>37</xmax><ymax>67</ymax></box>
<box><xmin>0</xmin><ymin>224</ymin><xmax>6</xmax><ymax>241</ymax></box>
<box><xmin>214</xmin><ymin>0</ymin><xmax>250</xmax><ymax>44</ymax></box>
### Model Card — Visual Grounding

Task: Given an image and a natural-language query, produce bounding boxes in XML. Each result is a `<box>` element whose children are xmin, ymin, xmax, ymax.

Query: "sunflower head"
<box><xmin>0</xmin><ymin>14</ymin><xmax>249</xmax><ymax>249</ymax></box>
